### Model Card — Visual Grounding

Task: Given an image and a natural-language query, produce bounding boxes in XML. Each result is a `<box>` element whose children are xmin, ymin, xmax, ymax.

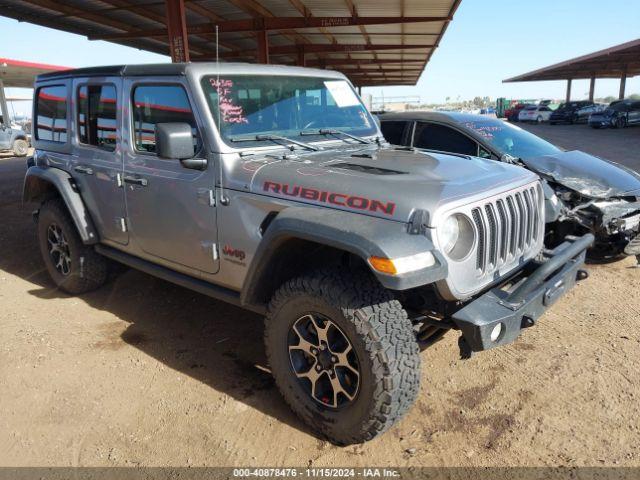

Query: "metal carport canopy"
<box><xmin>0</xmin><ymin>57</ymin><xmax>69</xmax><ymax>128</ymax></box>
<box><xmin>503</xmin><ymin>38</ymin><xmax>640</xmax><ymax>102</ymax></box>
<box><xmin>0</xmin><ymin>0</ymin><xmax>461</xmax><ymax>88</ymax></box>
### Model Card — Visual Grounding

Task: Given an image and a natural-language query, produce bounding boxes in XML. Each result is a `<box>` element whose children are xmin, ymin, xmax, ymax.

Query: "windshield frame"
<box><xmin>198</xmin><ymin>73</ymin><xmax>380</xmax><ymax>152</ymax></box>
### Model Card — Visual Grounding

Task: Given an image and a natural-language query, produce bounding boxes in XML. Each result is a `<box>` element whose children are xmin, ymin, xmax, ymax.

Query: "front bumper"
<box><xmin>451</xmin><ymin>233</ymin><xmax>593</xmax><ymax>353</ymax></box>
<box><xmin>589</xmin><ymin>118</ymin><xmax>613</xmax><ymax>127</ymax></box>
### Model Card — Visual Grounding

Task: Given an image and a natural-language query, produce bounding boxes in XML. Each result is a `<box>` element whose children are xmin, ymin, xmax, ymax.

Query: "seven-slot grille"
<box><xmin>471</xmin><ymin>184</ymin><xmax>542</xmax><ymax>274</ymax></box>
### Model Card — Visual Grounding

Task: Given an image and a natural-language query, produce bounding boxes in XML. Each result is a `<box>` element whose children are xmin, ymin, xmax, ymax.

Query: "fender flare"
<box><xmin>240</xmin><ymin>206</ymin><xmax>447</xmax><ymax>307</ymax></box>
<box><xmin>23</xmin><ymin>166</ymin><xmax>99</xmax><ymax>244</ymax></box>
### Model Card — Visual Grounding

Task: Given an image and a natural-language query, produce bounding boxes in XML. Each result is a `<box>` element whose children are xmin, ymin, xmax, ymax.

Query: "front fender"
<box><xmin>23</xmin><ymin>166</ymin><xmax>99</xmax><ymax>244</ymax></box>
<box><xmin>241</xmin><ymin>206</ymin><xmax>447</xmax><ymax>306</ymax></box>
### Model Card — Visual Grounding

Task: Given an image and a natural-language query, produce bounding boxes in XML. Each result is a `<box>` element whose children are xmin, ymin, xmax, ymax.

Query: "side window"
<box><xmin>36</xmin><ymin>85</ymin><xmax>68</xmax><ymax>143</ymax></box>
<box><xmin>132</xmin><ymin>84</ymin><xmax>200</xmax><ymax>154</ymax></box>
<box><xmin>77</xmin><ymin>84</ymin><xmax>117</xmax><ymax>151</ymax></box>
<box><xmin>380</xmin><ymin>121</ymin><xmax>409</xmax><ymax>146</ymax></box>
<box><xmin>413</xmin><ymin>122</ymin><xmax>477</xmax><ymax>156</ymax></box>
<box><xmin>478</xmin><ymin>146</ymin><xmax>492</xmax><ymax>159</ymax></box>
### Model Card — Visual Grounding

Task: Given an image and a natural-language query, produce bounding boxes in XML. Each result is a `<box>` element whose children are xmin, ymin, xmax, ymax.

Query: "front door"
<box><xmin>122</xmin><ymin>79</ymin><xmax>219</xmax><ymax>275</ymax></box>
<box><xmin>70</xmin><ymin>79</ymin><xmax>128</xmax><ymax>245</ymax></box>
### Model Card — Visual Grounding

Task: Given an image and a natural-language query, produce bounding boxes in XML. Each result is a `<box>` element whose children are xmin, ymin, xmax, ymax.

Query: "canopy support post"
<box><xmin>0</xmin><ymin>80</ymin><xmax>9</xmax><ymax>128</ymax></box>
<box><xmin>589</xmin><ymin>77</ymin><xmax>596</xmax><ymax>102</ymax></box>
<box><xmin>165</xmin><ymin>0</ymin><xmax>190</xmax><ymax>62</ymax></box>
<box><xmin>257</xmin><ymin>30</ymin><xmax>269</xmax><ymax>64</ymax></box>
<box><xmin>565</xmin><ymin>78</ymin><xmax>572</xmax><ymax>103</ymax></box>
<box><xmin>619</xmin><ymin>71</ymin><xmax>627</xmax><ymax>99</ymax></box>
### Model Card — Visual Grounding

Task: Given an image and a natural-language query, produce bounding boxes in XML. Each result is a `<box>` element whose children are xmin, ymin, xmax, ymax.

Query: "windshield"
<box><xmin>459</xmin><ymin>119</ymin><xmax>561</xmax><ymax>160</ymax></box>
<box><xmin>201</xmin><ymin>75</ymin><xmax>377</xmax><ymax>148</ymax></box>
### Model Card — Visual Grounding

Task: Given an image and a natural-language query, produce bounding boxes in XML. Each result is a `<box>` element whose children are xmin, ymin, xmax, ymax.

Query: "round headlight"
<box><xmin>438</xmin><ymin>214</ymin><xmax>475</xmax><ymax>261</ymax></box>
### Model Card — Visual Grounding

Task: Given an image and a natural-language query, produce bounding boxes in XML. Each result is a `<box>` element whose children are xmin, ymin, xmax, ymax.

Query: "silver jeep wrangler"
<box><xmin>24</xmin><ymin>63</ymin><xmax>593</xmax><ymax>445</ymax></box>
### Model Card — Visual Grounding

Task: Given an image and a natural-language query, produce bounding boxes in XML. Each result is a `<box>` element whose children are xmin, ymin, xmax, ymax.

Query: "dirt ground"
<box><xmin>1</xmin><ymin>147</ymin><xmax>640</xmax><ymax>468</ymax></box>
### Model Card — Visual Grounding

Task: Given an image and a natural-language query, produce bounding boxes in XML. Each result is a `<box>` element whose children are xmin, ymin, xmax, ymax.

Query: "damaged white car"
<box><xmin>378</xmin><ymin>112</ymin><xmax>640</xmax><ymax>261</ymax></box>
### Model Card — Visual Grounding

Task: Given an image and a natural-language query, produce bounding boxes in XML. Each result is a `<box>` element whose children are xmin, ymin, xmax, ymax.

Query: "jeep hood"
<box><xmin>244</xmin><ymin>146</ymin><xmax>539</xmax><ymax>225</ymax></box>
<box><xmin>521</xmin><ymin>150</ymin><xmax>640</xmax><ymax>199</ymax></box>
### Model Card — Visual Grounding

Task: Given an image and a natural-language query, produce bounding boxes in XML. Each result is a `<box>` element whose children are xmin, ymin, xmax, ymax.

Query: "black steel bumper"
<box><xmin>452</xmin><ymin>233</ymin><xmax>594</xmax><ymax>353</ymax></box>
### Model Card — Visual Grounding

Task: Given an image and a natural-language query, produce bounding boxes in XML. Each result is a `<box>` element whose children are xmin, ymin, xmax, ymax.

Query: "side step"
<box><xmin>95</xmin><ymin>244</ymin><xmax>266</xmax><ymax>315</ymax></box>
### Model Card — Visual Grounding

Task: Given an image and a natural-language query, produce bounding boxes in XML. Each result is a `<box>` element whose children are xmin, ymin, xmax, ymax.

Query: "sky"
<box><xmin>1</xmin><ymin>0</ymin><xmax>639</xmax><ymax>115</ymax></box>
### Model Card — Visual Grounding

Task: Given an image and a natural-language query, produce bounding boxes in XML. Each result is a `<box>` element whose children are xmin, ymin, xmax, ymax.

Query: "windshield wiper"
<box><xmin>300</xmin><ymin>128</ymin><xmax>371</xmax><ymax>144</ymax></box>
<box><xmin>229</xmin><ymin>134</ymin><xmax>320</xmax><ymax>151</ymax></box>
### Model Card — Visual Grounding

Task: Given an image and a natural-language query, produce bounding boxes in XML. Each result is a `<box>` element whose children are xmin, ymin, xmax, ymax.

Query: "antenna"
<box><xmin>215</xmin><ymin>24</ymin><xmax>229</xmax><ymax>206</ymax></box>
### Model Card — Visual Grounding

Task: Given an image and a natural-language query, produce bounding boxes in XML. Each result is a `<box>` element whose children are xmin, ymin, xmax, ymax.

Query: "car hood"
<box><xmin>242</xmin><ymin>145</ymin><xmax>539</xmax><ymax>225</ymax></box>
<box><xmin>522</xmin><ymin>150</ymin><xmax>640</xmax><ymax>199</ymax></box>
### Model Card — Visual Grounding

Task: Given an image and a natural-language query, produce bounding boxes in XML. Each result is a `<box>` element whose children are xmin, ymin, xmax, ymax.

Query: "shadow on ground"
<box><xmin>0</xmin><ymin>158</ymin><xmax>315</xmax><ymax>440</ymax></box>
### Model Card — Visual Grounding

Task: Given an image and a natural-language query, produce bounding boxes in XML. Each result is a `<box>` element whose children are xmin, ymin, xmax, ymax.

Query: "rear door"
<box><xmin>70</xmin><ymin>79</ymin><xmax>128</xmax><ymax>245</ymax></box>
<box><xmin>122</xmin><ymin>79</ymin><xmax>219</xmax><ymax>275</ymax></box>
<box><xmin>629</xmin><ymin>102</ymin><xmax>640</xmax><ymax>124</ymax></box>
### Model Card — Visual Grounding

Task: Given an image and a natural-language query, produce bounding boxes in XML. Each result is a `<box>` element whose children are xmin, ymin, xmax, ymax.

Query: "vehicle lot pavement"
<box><xmin>518</xmin><ymin>122</ymin><xmax>640</xmax><ymax>171</ymax></box>
<box><xmin>1</xmin><ymin>151</ymin><xmax>640</xmax><ymax>468</ymax></box>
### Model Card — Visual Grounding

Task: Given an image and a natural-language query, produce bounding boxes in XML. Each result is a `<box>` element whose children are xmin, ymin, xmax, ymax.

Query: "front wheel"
<box><xmin>536</xmin><ymin>116</ymin><xmax>543</xmax><ymax>124</ymax></box>
<box><xmin>616</xmin><ymin>116</ymin><xmax>627</xmax><ymax>128</ymax></box>
<box><xmin>12</xmin><ymin>139</ymin><xmax>29</xmax><ymax>157</ymax></box>
<box><xmin>265</xmin><ymin>267</ymin><xmax>421</xmax><ymax>445</ymax></box>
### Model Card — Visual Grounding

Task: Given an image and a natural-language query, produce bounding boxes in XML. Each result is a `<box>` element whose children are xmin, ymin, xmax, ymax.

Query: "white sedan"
<box><xmin>518</xmin><ymin>105</ymin><xmax>553</xmax><ymax>123</ymax></box>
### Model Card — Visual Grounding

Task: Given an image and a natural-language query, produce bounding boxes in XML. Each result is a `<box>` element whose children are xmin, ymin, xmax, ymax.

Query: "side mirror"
<box><xmin>155</xmin><ymin>123</ymin><xmax>206</xmax><ymax>170</ymax></box>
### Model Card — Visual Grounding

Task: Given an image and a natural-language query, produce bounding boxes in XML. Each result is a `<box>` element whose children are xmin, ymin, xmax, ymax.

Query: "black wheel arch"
<box><xmin>23</xmin><ymin>166</ymin><xmax>99</xmax><ymax>244</ymax></box>
<box><xmin>240</xmin><ymin>206</ymin><xmax>447</xmax><ymax>309</ymax></box>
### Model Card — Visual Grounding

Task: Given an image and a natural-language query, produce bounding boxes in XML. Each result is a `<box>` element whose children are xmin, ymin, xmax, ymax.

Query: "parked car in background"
<box><xmin>0</xmin><ymin>116</ymin><xmax>30</xmax><ymax>156</ymax></box>
<box><xmin>518</xmin><ymin>104</ymin><xmax>553</xmax><ymax>123</ymax></box>
<box><xmin>589</xmin><ymin>99</ymin><xmax>640</xmax><ymax>129</ymax></box>
<box><xmin>550</xmin><ymin>101</ymin><xmax>602</xmax><ymax>124</ymax></box>
<box><xmin>378</xmin><ymin>111</ymin><xmax>640</xmax><ymax>260</ymax></box>
<box><xmin>505</xmin><ymin>103</ymin><xmax>530</xmax><ymax>122</ymax></box>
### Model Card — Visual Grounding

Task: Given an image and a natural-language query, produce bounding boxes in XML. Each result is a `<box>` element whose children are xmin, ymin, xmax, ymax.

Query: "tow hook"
<box><xmin>521</xmin><ymin>316</ymin><xmax>536</xmax><ymax>329</ymax></box>
<box><xmin>458</xmin><ymin>336</ymin><xmax>473</xmax><ymax>360</ymax></box>
<box><xmin>32</xmin><ymin>209</ymin><xmax>40</xmax><ymax>224</ymax></box>
<box><xmin>576</xmin><ymin>269</ymin><xmax>589</xmax><ymax>281</ymax></box>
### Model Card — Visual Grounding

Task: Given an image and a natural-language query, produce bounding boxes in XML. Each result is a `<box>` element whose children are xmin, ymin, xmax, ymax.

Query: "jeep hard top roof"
<box><xmin>36</xmin><ymin>62</ymin><xmax>345</xmax><ymax>82</ymax></box>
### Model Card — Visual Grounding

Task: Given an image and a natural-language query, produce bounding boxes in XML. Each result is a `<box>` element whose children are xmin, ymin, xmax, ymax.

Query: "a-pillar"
<box><xmin>257</xmin><ymin>30</ymin><xmax>269</xmax><ymax>64</ymax></box>
<box><xmin>588</xmin><ymin>77</ymin><xmax>596</xmax><ymax>102</ymax></box>
<box><xmin>165</xmin><ymin>0</ymin><xmax>190</xmax><ymax>62</ymax></box>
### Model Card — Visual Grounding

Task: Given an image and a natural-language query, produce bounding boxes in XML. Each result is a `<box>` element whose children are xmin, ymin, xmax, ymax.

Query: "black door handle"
<box><xmin>74</xmin><ymin>165</ymin><xmax>94</xmax><ymax>175</ymax></box>
<box><xmin>123</xmin><ymin>175</ymin><xmax>148</xmax><ymax>187</ymax></box>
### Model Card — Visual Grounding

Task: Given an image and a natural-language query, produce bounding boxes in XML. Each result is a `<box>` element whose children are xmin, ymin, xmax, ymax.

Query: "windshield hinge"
<box><xmin>408</xmin><ymin>209</ymin><xmax>430</xmax><ymax>235</ymax></box>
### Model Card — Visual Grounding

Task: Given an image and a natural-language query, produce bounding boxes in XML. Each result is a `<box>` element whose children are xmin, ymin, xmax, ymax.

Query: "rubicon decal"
<box><xmin>263</xmin><ymin>181</ymin><xmax>396</xmax><ymax>216</ymax></box>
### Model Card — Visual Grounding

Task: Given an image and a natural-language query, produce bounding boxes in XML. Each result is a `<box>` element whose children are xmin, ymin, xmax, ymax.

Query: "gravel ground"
<box><xmin>1</xmin><ymin>140</ymin><xmax>639</xmax><ymax>468</ymax></box>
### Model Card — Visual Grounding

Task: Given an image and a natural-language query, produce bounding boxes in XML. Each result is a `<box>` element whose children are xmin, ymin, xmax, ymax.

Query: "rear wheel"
<box><xmin>12</xmin><ymin>139</ymin><xmax>28</xmax><ymax>157</ymax></box>
<box><xmin>265</xmin><ymin>267</ymin><xmax>421</xmax><ymax>445</ymax></box>
<box><xmin>38</xmin><ymin>199</ymin><xmax>108</xmax><ymax>294</ymax></box>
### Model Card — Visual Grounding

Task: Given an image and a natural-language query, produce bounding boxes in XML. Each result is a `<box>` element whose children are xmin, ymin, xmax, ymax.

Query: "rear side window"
<box><xmin>36</xmin><ymin>85</ymin><xmax>68</xmax><ymax>143</ymax></box>
<box><xmin>78</xmin><ymin>84</ymin><xmax>117</xmax><ymax>151</ymax></box>
<box><xmin>380</xmin><ymin>120</ymin><xmax>409</xmax><ymax>146</ymax></box>
<box><xmin>132</xmin><ymin>84</ymin><xmax>200</xmax><ymax>154</ymax></box>
<box><xmin>413</xmin><ymin>122</ymin><xmax>478</xmax><ymax>156</ymax></box>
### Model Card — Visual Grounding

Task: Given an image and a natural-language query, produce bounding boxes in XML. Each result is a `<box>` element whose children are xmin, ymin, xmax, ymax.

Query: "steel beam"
<box><xmin>257</xmin><ymin>30</ymin><xmax>269</xmax><ymax>64</ymax></box>
<box><xmin>619</xmin><ymin>70</ymin><xmax>627</xmax><ymax>99</ymax></box>
<box><xmin>89</xmin><ymin>16</ymin><xmax>450</xmax><ymax>39</ymax></box>
<box><xmin>565</xmin><ymin>78</ymin><xmax>572</xmax><ymax>103</ymax></box>
<box><xmin>214</xmin><ymin>43</ymin><xmax>432</xmax><ymax>59</ymax></box>
<box><xmin>165</xmin><ymin>0</ymin><xmax>190</xmax><ymax>62</ymax></box>
<box><xmin>589</xmin><ymin>77</ymin><xmax>596</xmax><ymax>102</ymax></box>
<box><xmin>0</xmin><ymin>80</ymin><xmax>10</xmax><ymax>129</ymax></box>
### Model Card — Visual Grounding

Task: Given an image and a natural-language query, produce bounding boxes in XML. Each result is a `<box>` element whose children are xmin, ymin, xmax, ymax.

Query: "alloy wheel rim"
<box><xmin>47</xmin><ymin>223</ymin><xmax>71</xmax><ymax>276</ymax></box>
<box><xmin>288</xmin><ymin>313</ymin><xmax>360</xmax><ymax>409</ymax></box>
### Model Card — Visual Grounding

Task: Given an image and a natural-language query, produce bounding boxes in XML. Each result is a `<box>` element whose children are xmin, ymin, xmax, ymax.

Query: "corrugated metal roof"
<box><xmin>504</xmin><ymin>38</ymin><xmax>640</xmax><ymax>82</ymax></box>
<box><xmin>0</xmin><ymin>0</ymin><xmax>462</xmax><ymax>87</ymax></box>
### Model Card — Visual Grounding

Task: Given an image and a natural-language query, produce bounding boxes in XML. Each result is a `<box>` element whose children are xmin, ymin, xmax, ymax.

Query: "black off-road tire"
<box><xmin>12</xmin><ymin>139</ymin><xmax>29</xmax><ymax>157</ymax></box>
<box><xmin>38</xmin><ymin>199</ymin><xmax>108</xmax><ymax>294</ymax></box>
<box><xmin>265</xmin><ymin>267</ymin><xmax>421</xmax><ymax>445</ymax></box>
